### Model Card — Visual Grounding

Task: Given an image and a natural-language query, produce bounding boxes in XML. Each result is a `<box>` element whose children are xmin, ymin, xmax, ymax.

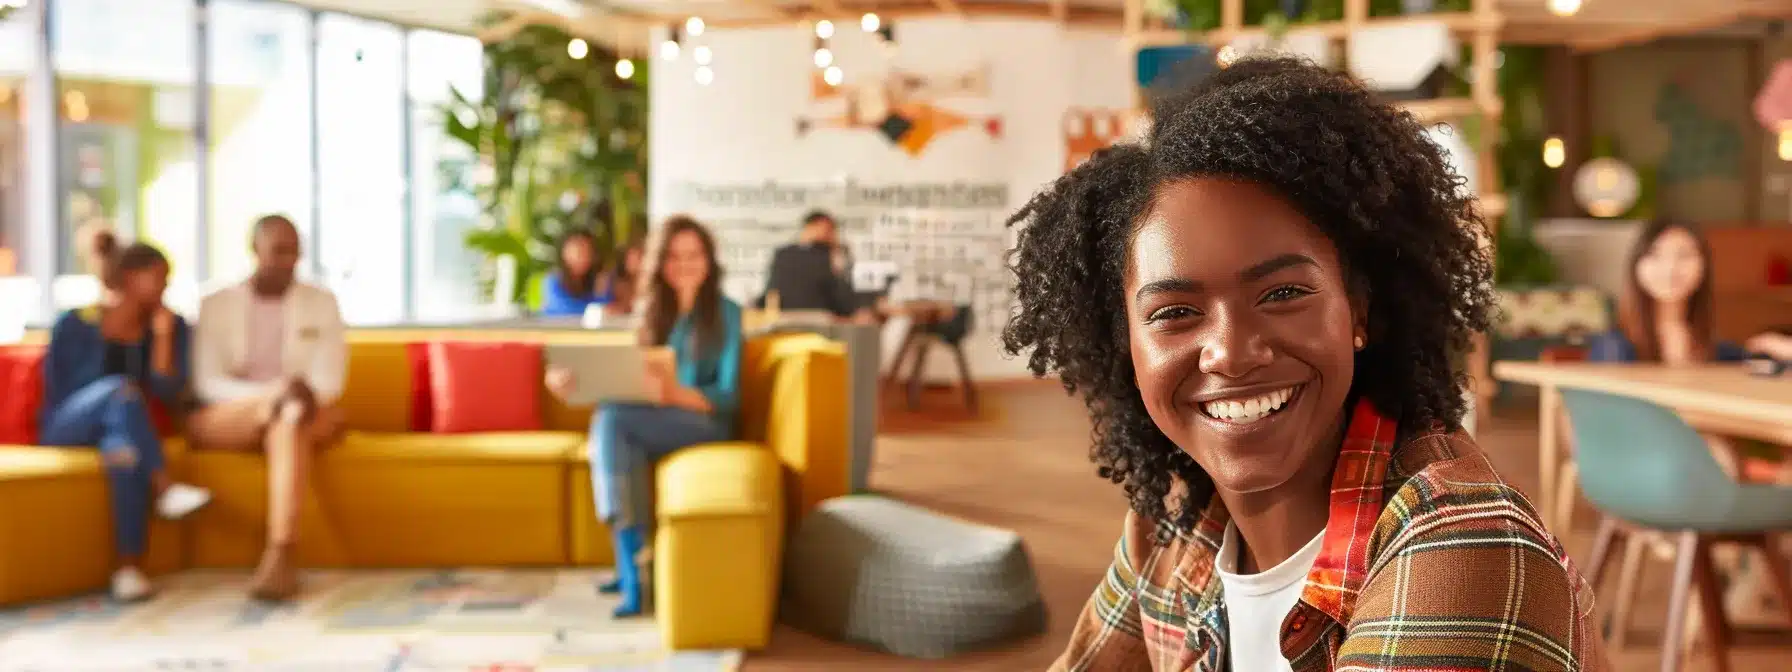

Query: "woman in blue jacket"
<box><xmin>545</xmin><ymin>215</ymin><xmax>742</xmax><ymax>617</ymax></box>
<box><xmin>539</xmin><ymin>230</ymin><xmax>605</xmax><ymax>317</ymax></box>
<box><xmin>39</xmin><ymin>233</ymin><xmax>212</xmax><ymax>602</ymax></box>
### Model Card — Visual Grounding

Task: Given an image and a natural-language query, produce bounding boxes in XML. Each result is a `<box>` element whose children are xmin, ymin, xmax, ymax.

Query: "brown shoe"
<box><xmin>248</xmin><ymin>547</ymin><xmax>300</xmax><ymax>602</ymax></box>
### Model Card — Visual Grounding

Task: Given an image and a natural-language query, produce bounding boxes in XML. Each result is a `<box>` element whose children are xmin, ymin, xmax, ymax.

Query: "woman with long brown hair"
<box><xmin>1590</xmin><ymin>220</ymin><xmax>1792</xmax><ymax>363</ymax></box>
<box><xmin>544</xmin><ymin>215</ymin><xmax>743</xmax><ymax>617</ymax></box>
<box><xmin>39</xmin><ymin>231</ymin><xmax>211</xmax><ymax>602</ymax></box>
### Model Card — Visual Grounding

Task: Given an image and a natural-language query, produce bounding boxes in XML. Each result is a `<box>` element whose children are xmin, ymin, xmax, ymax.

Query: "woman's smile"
<box><xmin>1194</xmin><ymin>383</ymin><xmax>1300</xmax><ymax>423</ymax></box>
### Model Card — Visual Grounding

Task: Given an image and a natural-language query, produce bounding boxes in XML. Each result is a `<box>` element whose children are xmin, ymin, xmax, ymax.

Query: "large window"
<box><xmin>0</xmin><ymin>8</ymin><xmax>35</xmax><ymax>334</ymax></box>
<box><xmin>6</xmin><ymin>1</ymin><xmax>493</xmax><ymax>325</ymax></box>
<box><xmin>0</xmin><ymin>11</ymin><xmax>30</xmax><ymax>279</ymax></box>
<box><xmin>316</xmin><ymin>13</ymin><xmax>404</xmax><ymax>324</ymax></box>
<box><xmin>207</xmin><ymin>0</ymin><xmax>312</xmax><ymax>286</ymax></box>
<box><xmin>52</xmin><ymin>0</ymin><xmax>200</xmax><ymax>313</ymax></box>
<box><xmin>406</xmin><ymin>29</ymin><xmax>483</xmax><ymax>320</ymax></box>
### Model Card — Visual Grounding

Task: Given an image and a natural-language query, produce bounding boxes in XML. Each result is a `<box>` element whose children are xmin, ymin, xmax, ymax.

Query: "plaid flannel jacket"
<box><xmin>1052</xmin><ymin>400</ymin><xmax>1609</xmax><ymax>671</ymax></box>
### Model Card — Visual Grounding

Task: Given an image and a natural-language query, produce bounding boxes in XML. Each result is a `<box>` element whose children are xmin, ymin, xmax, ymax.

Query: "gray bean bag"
<box><xmin>780</xmin><ymin>495</ymin><xmax>1048</xmax><ymax>658</ymax></box>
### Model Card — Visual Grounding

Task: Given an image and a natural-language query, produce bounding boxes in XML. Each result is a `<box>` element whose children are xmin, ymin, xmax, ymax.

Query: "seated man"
<box><xmin>188</xmin><ymin>214</ymin><xmax>347</xmax><ymax>601</ymax></box>
<box><xmin>756</xmin><ymin>210</ymin><xmax>868</xmax><ymax>321</ymax></box>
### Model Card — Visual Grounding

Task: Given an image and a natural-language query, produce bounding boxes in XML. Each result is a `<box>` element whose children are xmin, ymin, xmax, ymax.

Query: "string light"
<box><xmin>1543</xmin><ymin>137</ymin><xmax>1566</xmax><ymax>168</ymax></box>
<box><xmin>1778</xmin><ymin>124</ymin><xmax>1792</xmax><ymax>162</ymax></box>
<box><xmin>693</xmin><ymin>45</ymin><xmax>712</xmax><ymax>66</ymax></box>
<box><xmin>861</xmin><ymin>13</ymin><xmax>880</xmax><ymax>32</ymax></box>
<box><xmin>823</xmin><ymin>66</ymin><xmax>843</xmax><ymax>86</ymax></box>
<box><xmin>567</xmin><ymin>38</ymin><xmax>589</xmax><ymax>59</ymax></box>
<box><xmin>813</xmin><ymin>48</ymin><xmax>833</xmax><ymax>68</ymax></box>
<box><xmin>659</xmin><ymin>40</ymin><xmax>679</xmax><ymax>61</ymax></box>
<box><xmin>1548</xmin><ymin>0</ymin><xmax>1581</xmax><ymax>16</ymax></box>
<box><xmin>615</xmin><ymin>59</ymin><xmax>635</xmax><ymax>79</ymax></box>
<box><xmin>685</xmin><ymin>16</ymin><xmax>705</xmax><ymax>37</ymax></box>
<box><xmin>815</xmin><ymin>20</ymin><xmax>834</xmax><ymax>39</ymax></box>
<box><xmin>695</xmin><ymin>65</ymin><xmax>714</xmax><ymax>86</ymax></box>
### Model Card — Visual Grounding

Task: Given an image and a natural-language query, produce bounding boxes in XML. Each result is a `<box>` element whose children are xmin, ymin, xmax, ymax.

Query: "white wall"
<box><xmin>649</xmin><ymin>19</ymin><xmax>1130</xmax><ymax>380</ymax></box>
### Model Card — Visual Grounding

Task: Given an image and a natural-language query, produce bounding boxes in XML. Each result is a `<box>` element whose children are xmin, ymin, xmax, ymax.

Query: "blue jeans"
<box><xmin>39</xmin><ymin>375</ymin><xmax>165</xmax><ymax>558</ymax></box>
<box><xmin>589</xmin><ymin>403</ymin><xmax>725</xmax><ymax>532</ymax></box>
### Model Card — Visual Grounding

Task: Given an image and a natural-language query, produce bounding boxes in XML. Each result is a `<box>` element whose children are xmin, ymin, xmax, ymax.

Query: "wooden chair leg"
<box><xmin>883</xmin><ymin>329</ymin><xmax>918</xmax><ymax>388</ymax></box>
<box><xmin>949</xmin><ymin>341</ymin><xmax>977</xmax><ymax>413</ymax></box>
<box><xmin>1754</xmin><ymin>533</ymin><xmax>1792</xmax><ymax>626</ymax></box>
<box><xmin>1691</xmin><ymin>537</ymin><xmax>1733</xmax><ymax>672</ymax></box>
<box><xmin>1609</xmin><ymin>533</ymin><xmax>1649</xmax><ymax>650</ymax></box>
<box><xmin>1660</xmin><ymin>531</ymin><xmax>1701</xmax><ymax>672</ymax></box>
<box><xmin>905</xmin><ymin>336</ymin><xmax>932</xmax><ymax>411</ymax></box>
<box><xmin>1587</xmin><ymin>516</ymin><xmax>1622</xmax><ymax>586</ymax></box>
<box><xmin>1553</xmin><ymin>462</ymin><xmax>1579</xmax><ymax>533</ymax></box>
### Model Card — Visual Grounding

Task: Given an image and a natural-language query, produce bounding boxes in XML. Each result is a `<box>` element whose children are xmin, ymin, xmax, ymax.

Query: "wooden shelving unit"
<box><xmin>1124</xmin><ymin>0</ymin><xmax>1507</xmax><ymax>424</ymax></box>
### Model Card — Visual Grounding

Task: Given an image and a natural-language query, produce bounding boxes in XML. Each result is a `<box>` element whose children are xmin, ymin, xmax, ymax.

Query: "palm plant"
<box><xmin>443</xmin><ymin>18</ymin><xmax>648</xmax><ymax>306</ymax></box>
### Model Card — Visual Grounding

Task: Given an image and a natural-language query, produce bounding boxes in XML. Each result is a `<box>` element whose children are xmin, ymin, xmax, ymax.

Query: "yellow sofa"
<box><xmin>0</xmin><ymin>329</ymin><xmax>850</xmax><ymax>650</ymax></box>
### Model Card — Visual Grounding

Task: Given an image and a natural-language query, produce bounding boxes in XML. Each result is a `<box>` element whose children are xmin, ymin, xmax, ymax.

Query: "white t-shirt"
<box><xmin>1215</xmin><ymin>523</ymin><xmax>1326</xmax><ymax>672</ymax></box>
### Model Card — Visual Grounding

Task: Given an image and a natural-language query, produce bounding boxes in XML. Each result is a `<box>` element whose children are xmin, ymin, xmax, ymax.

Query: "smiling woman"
<box><xmin>1004</xmin><ymin>57</ymin><xmax>1606</xmax><ymax>671</ymax></box>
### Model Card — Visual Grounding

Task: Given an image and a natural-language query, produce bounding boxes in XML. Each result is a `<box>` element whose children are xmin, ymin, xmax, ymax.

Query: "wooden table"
<box><xmin>1491</xmin><ymin>361</ymin><xmax>1792</xmax><ymax>531</ymax></box>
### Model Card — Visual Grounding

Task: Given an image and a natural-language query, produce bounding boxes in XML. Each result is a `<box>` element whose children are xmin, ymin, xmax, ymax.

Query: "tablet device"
<box><xmin>543</xmin><ymin>345</ymin><xmax>670</xmax><ymax>406</ymax></box>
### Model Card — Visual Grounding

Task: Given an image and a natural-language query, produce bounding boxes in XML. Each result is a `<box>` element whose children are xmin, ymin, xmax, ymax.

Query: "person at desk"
<box><xmin>188</xmin><ymin>214</ymin><xmax>347</xmax><ymax>601</ymax></box>
<box><xmin>1589</xmin><ymin>220</ymin><xmax>1792</xmax><ymax>364</ymax></box>
<box><xmin>39</xmin><ymin>232</ymin><xmax>212</xmax><ymax>602</ymax></box>
<box><xmin>756</xmin><ymin>209</ymin><xmax>866</xmax><ymax>320</ymax></box>
<box><xmin>544</xmin><ymin>215</ymin><xmax>742</xmax><ymax>618</ymax></box>
<box><xmin>1586</xmin><ymin>219</ymin><xmax>1792</xmax><ymax>620</ymax></box>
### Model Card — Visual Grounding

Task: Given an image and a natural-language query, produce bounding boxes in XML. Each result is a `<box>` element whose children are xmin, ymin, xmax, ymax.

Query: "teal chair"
<box><xmin>1561</xmin><ymin>389</ymin><xmax>1792</xmax><ymax>672</ymax></box>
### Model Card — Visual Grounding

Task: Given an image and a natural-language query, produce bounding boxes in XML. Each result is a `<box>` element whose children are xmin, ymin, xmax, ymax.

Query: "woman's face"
<box><xmin>119</xmin><ymin>261</ymin><xmax>169</xmax><ymax>307</ymax></box>
<box><xmin>562</xmin><ymin>237</ymin><xmax>595</xmax><ymax>275</ymax></box>
<box><xmin>1126</xmin><ymin>179</ymin><xmax>1361</xmax><ymax>495</ymax></box>
<box><xmin>1634</xmin><ymin>227</ymin><xmax>1705</xmax><ymax>305</ymax></box>
<box><xmin>661</xmin><ymin>231</ymin><xmax>710</xmax><ymax>295</ymax></box>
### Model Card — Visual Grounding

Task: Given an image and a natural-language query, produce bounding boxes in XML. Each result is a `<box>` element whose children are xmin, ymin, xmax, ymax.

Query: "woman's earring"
<box><xmin>1354</xmin><ymin>335</ymin><xmax>1365</xmax><ymax>350</ymax></box>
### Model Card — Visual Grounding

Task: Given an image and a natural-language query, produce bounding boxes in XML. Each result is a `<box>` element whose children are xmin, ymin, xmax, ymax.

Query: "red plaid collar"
<box><xmin>1187</xmin><ymin>397</ymin><xmax>1398</xmax><ymax>626</ymax></box>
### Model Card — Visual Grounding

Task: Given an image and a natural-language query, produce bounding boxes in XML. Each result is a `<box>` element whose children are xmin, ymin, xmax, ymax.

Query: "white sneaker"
<box><xmin>110</xmin><ymin>567</ymin><xmax>152</xmax><ymax>603</ymax></box>
<box><xmin>156</xmin><ymin>483</ymin><xmax>211</xmax><ymax>520</ymax></box>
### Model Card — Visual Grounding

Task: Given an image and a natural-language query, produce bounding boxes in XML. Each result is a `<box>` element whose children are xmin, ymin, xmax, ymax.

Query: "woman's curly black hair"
<box><xmin>1003</xmin><ymin>56</ymin><xmax>1497</xmax><ymax>537</ymax></box>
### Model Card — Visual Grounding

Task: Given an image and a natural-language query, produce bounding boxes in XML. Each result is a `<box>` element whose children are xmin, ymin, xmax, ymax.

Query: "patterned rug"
<box><xmin>0</xmin><ymin>569</ymin><xmax>742</xmax><ymax>671</ymax></box>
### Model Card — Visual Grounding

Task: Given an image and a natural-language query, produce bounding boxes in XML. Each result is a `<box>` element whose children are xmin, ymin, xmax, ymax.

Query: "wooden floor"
<box><xmin>743</xmin><ymin>385</ymin><xmax>1792</xmax><ymax>671</ymax></box>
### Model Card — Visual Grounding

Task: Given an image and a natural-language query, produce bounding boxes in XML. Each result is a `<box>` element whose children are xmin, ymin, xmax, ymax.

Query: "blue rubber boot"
<box><xmin>608</xmin><ymin>525</ymin><xmax>646</xmax><ymax>618</ymax></box>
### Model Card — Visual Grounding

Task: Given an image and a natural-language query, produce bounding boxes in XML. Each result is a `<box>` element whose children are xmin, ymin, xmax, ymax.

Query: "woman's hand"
<box><xmin>1745</xmin><ymin>332</ymin><xmax>1792</xmax><ymax>360</ymax></box>
<box><xmin>545</xmin><ymin>367</ymin><xmax>576</xmax><ymax>398</ymax></box>
<box><xmin>151</xmin><ymin>306</ymin><xmax>176</xmax><ymax>337</ymax></box>
<box><xmin>642</xmin><ymin>358</ymin><xmax>676</xmax><ymax>405</ymax></box>
<box><xmin>149</xmin><ymin>306</ymin><xmax>176</xmax><ymax>375</ymax></box>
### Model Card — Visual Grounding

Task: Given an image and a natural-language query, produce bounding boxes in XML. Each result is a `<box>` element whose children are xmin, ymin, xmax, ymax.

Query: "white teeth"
<box><xmin>1201</xmin><ymin>387</ymin><xmax>1296</xmax><ymax>423</ymax></box>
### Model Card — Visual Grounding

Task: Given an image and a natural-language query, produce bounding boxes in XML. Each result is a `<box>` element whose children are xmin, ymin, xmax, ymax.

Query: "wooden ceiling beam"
<box><xmin>692</xmin><ymin>2</ymin><xmax>1123</xmax><ymax>29</ymax></box>
<box><xmin>1050</xmin><ymin>0</ymin><xmax>1068</xmax><ymax>23</ymax></box>
<box><xmin>810</xmin><ymin>0</ymin><xmax>846</xmax><ymax>16</ymax></box>
<box><xmin>1568</xmin><ymin>0</ymin><xmax>1792</xmax><ymax>51</ymax></box>
<box><xmin>934</xmin><ymin>0</ymin><xmax>965</xmax><ymax>15</ymax></box>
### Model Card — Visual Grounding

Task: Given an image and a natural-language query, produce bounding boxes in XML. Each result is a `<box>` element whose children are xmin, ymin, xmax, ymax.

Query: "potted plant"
<box><xmin>443</xmin><ymin>18</ymin><xmax>648</xmax><ymax>309</ymax></box>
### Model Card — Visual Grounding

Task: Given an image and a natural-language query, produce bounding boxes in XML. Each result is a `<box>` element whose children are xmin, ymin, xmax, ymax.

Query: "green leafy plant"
<box><xmin>444</xmin><ymin>18</ymin><xmax>648</xmax><ymax>306</ymax></box>
<box><xmin>1487</xmin><ymin>46</ymin><xmax>1559</xmax><ymax>287</ymax></box>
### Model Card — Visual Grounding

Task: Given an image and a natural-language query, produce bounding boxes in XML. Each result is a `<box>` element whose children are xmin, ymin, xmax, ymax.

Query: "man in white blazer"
<box><xmin>189</xmin><ymin>214</ymin><xmax>346</xmax><ymax>602</ymax></box>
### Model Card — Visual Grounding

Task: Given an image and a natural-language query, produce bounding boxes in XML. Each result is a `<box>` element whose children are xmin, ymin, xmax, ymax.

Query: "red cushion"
<box><xmin>0</xmin><ymin>346</ymin><xmax>46</xmax><ymax>444</ymax></box>
<box><xmin>426</xmin><ymin>341</ymin><xmax>543</xmax><ymax>433</ymax></box>
<box><xmin>406</xmin><ymin>342</ymin><xmax>434</xmax><ymax>431</ymax></box>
